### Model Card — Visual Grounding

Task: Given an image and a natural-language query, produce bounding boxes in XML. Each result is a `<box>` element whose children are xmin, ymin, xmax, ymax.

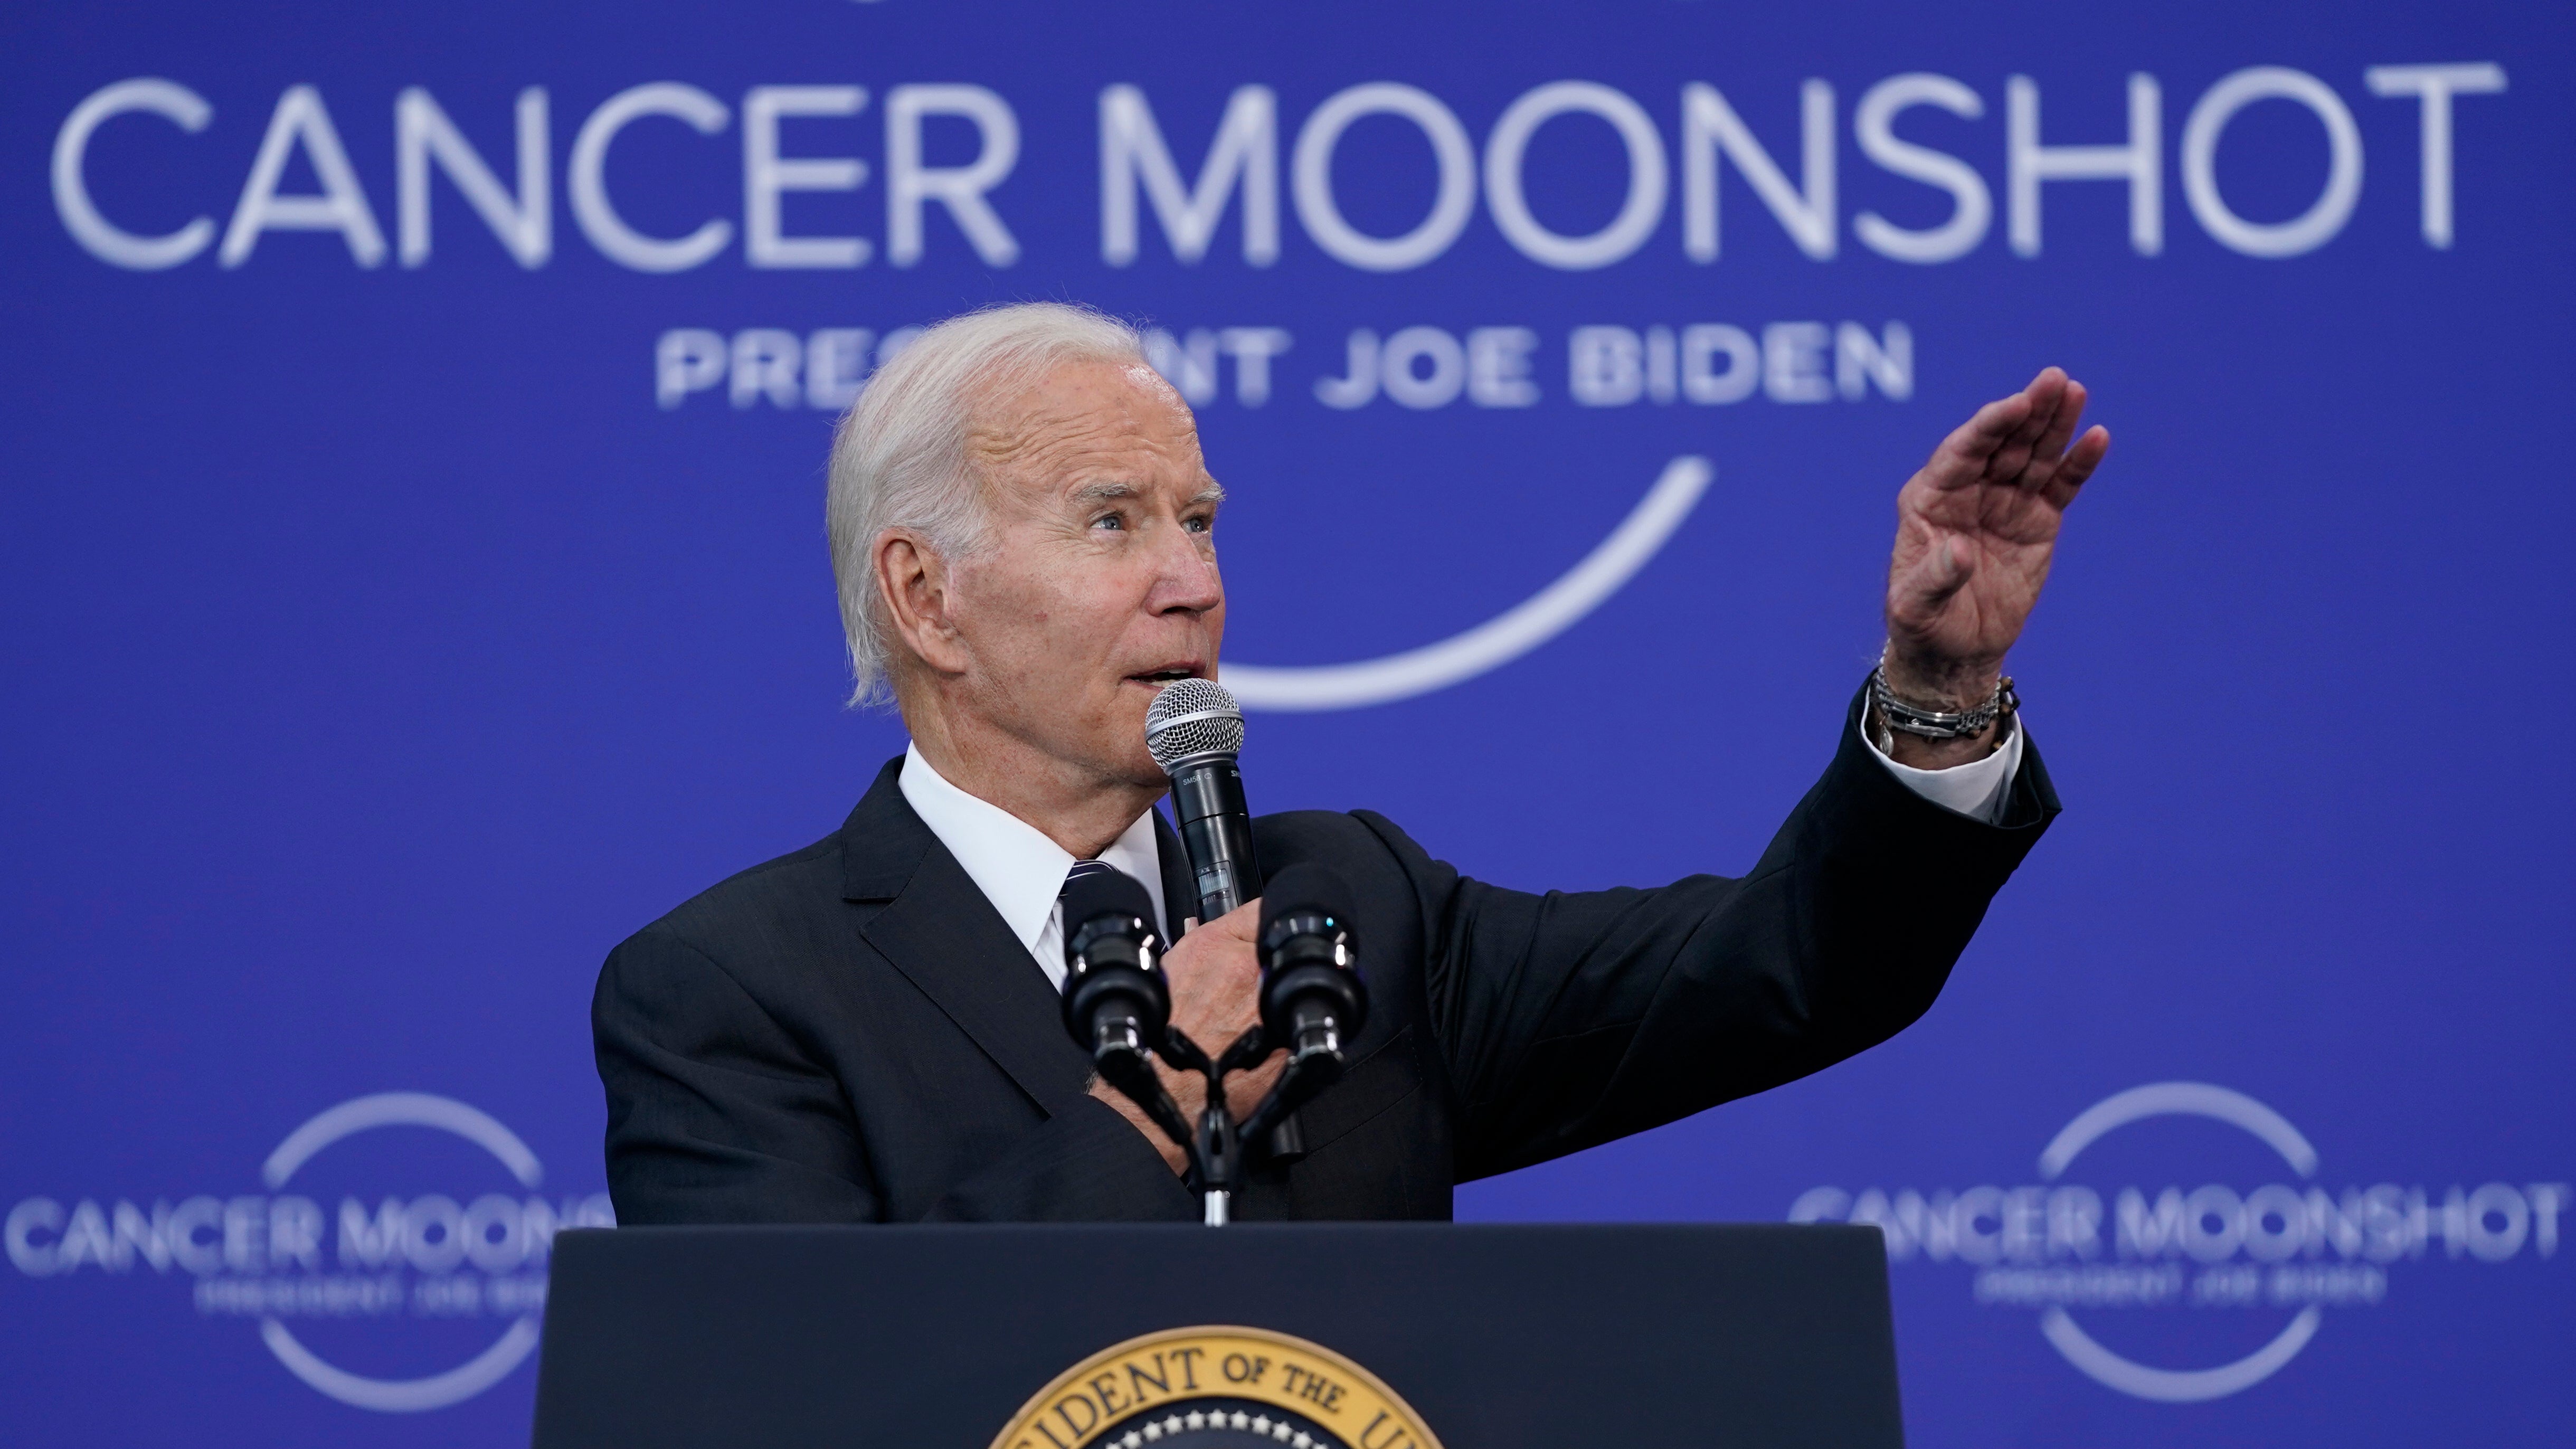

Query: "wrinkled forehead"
<box><xmin>963</xmin><ymin>359</ymin><xmax>1201</xmax><ymax>496</ymax></box>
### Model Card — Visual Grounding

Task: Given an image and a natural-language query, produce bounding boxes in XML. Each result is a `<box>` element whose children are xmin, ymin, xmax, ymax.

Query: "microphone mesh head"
<box><xmin>1145</xmin><ymin>677</ymin><xmax>1245</xmax><ymax>768</ymax></box>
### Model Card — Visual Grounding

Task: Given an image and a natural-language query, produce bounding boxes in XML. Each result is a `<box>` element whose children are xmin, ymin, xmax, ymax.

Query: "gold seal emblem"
<box><xmin>989</xmin><ymin>1325</ymin><xmax>1442</xmax><ymax>1449</ymax></box>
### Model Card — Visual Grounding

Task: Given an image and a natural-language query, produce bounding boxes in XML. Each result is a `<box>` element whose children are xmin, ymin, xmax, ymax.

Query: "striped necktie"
<box><xmin>1062</xmin><ymin>859</ymin><xmax>1118</xmax><ymax>898</ymax></box>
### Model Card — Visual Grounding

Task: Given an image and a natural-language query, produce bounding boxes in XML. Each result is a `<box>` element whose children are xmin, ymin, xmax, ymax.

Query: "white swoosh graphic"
<box><xmin>264</xmin><ymin>1091</ymin><xmax>544</xmax><ymax>1191</ymax></box>
<box><xmin>2038</xmin><ymin>1082</ymin><xmax>2319</xmax><ymax>1182</ymax></box>
<box><xmin>1221</xmin><ymin>454</ymin><xmax>1714</xmax><ymax>711</ymax></box>
<box><xmin>263</xmin><ymin>1314</ymin><xmax>543</xmax><ymax>1413</ymax></box>
<box><xmin>2041</xmin><ymin>1305</ymin><xmax>2321</xmax><ymax>1403</ymax></box>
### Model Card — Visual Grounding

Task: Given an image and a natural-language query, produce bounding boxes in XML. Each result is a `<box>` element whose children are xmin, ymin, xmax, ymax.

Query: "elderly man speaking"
<box><xmin>593</xmin><ymin>301</ymin><xmax>2106</xmax><ymax>1223</ymax></box>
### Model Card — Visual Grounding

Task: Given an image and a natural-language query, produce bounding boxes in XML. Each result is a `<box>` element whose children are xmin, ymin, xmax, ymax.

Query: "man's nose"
<box><xmin>1148</xmin><ymin>524</ymin><xmax>1223</xmax><ymax>615</ymax></box>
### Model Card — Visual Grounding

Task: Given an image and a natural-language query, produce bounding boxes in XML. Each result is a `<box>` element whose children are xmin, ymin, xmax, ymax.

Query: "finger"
<box><xmin>1929</xmin><ymin>392</ymin><xmax>2033</xmax><ymax>480</ymax></box>
<box><xmin>1994</xmin><ymin>368</ymin><xmax>2069</xmax><ymax>475</ymax></box>
<box><xmin>1962</xmin><ymin>370</ymin><xmax>2063</xmax><ymax>489</ymax></box>
<box><xmin>2041</xmin><ymin>424</ymin><xmax>2110</xmax><ymax>509</ymax></box>
<box><xmin>2020</xmin><ymin>366</ymin><xmax>2067</xmax><ymax>420</ymax></box>
<box><xmin>2021</xmin><ymin>378</ymin><xmax>2088</xmax><ymax>488</ymax></box>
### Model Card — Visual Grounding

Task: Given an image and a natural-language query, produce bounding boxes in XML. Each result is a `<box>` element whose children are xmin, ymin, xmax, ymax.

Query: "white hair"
<box><xmin>826</xmin><ymin>301</ymin><xmax>1149</xmax><ymax>706</ymax></box>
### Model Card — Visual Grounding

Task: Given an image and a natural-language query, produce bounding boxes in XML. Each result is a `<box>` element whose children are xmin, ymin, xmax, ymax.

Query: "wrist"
<box><xmin>1869</xmin><ymin>647</ymin><xmax>2015</xmax><ymax>769</ymax></box>
<box><xmin>1088</xmin><ymin>1074</ymin><xmax>1188</xmax><ymax>1175</ymax></box>
<box><xmin>1878</xmin><ymin>644</ymin><xmax>2002</xmax><ymax>710</ymax></box>
<box><xmin>1873</xmin><ymin>702</ymin><xmax>2005</xmax><ymax>768</ymax></box>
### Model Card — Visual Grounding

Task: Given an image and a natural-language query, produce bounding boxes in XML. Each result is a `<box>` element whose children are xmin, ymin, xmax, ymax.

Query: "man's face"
<box><xmin>942</xmin><ymin>358</ymin><xmax>1226</xmax><ymax>787</ymax></box>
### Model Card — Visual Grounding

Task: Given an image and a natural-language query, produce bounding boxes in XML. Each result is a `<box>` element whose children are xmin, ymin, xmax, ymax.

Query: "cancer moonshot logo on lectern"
<box><xmin>6</xmin><ymin>1094</ymin><xmax>612</xmax><ymax>1412</ymax></box>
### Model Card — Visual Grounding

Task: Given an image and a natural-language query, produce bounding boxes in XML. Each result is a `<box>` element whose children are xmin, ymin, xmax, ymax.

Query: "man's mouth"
<box><xmin>1126</xmin><ymin>666</ymin><xmax>1202</xmax><ymax>688</ymax></box>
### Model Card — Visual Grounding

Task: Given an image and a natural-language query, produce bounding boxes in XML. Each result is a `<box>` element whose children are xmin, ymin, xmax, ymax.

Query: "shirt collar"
<box><xmin>897</xmin><ymin>743</ymin><xmax>1167</xmax><ymax>956</ymax></box>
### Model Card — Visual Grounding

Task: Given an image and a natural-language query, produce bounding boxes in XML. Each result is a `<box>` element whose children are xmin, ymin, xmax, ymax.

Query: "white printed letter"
<box><xmin>1100</xmin><ymin>85</ymin><xmax>1278</xmax><ymax>266</ymax></box>
<box><xmin>53</xmin><ymin>79</ymin><xmax>216</xmax><ymax>270</ymax></box>
<box><xmin>744</xmin><ymin>85</ymin><xmax>869</xmax><ymax>269</ymax></box>
<box><xmin>886</xmin><ymin>84</ymin><xmax>1020</xmax><ymax>267</ymax></box>
<box><xmin>1292</xmin><ymin>83</ymin><xmax>1476</xmax><ymax>272</ymax></box>
<box><xmin>397</xmin><ymin>87</ymin><xmax>550</xmax><ymax>267</ymax></box>
<box><xmin>2007</xmin><ymin>74</ymin><xmax>2162</xmax><ymax>257</ymax></box>
<box><xmin>2365</xmin><ymin>63</ymin><xmax>2507</xmax><ymax>249</ymax></box>
<box><xmin>570</xmin><ymin>83</ymin><xmax>733</xmax><ymax>273</ymax></box>
<box><xmin>1681</xmin><ymin>81</ymin><xmax>1835</xmax><ymax>261</ymax></box>
<box><xmin>1853</xmin><ymin>74</ymin><xmax>1991</xmax><ymax>264</ymax></box>
<box><xmin>1485</xmin><ymin>82</ymin><xmax>1668</xmax><ymax>270</ymax></box>
<box><xmin>2182</xmin><ymin>68</ymin><xmax>2362</xmax><ymax>258</ymax></box>
<box><xmin>221</xmin><ymin>85</ymin><xmax>387</xmax><ymax>267</ymax></box>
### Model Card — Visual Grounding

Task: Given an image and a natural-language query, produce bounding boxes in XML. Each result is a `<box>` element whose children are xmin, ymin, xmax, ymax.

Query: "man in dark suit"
<box><xmin>593</xmin><ymin>302</ymin><xmax>2107</xmax><ymax>1224</ymax></box>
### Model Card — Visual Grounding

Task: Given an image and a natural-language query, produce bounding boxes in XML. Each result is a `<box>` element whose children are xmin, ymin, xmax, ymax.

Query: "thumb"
<box><xmin>1213</xmin><ymin>896</ymin><xmax>1264</xmax><ymax>939</ymax></box>
<box><xmin>1913</xmin><ymin>534</ymin><xmax>1975</xmax><ymax>605</ymax></box>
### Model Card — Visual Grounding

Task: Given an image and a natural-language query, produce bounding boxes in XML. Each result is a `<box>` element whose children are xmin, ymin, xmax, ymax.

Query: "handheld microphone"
<box><xmin>1145</xmin><ymin>678</ymin><xmax>1258</xmax><ymax>924</ymax></box>
<box><xmin>1058</xmin><ymin>866</ymin><xmax>1170</xmax><ymax>1072</ymax></box>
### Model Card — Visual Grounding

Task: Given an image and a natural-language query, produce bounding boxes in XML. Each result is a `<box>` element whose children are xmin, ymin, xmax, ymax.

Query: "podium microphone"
<box><xmin>1059</xmin><ymin>866</ymin><xmax>1191</xmax><ymax>1148</ymax></box>
<box><xmin>1059</xmin><ymin>861</ymin><xmax>1240</xmax><ymax>1224</ymax></box>
<box><xmin>1145</xmin><ymin>678</ymin><xmax>1259</xmax><ymax>924</ymax></box>
<box><xmin>1239</xmin><ymin>863</ymin><xmax>1370</xmax><ymax>1148</ymax></box>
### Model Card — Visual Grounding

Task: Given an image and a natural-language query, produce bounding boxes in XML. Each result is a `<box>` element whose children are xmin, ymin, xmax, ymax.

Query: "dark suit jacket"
<box><xmin>593</xmin><ymin>686</ymin><xmax>2059</xmax><ymax>1223</ymax></box>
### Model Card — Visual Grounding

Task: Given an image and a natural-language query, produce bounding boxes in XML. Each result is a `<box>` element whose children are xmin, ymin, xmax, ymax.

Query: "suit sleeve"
<box><xmin>594</xmin><ymin>924</ymin><xmax>884</xmax><ymax>1225</ymax></box>
<box><xmin>594</xmin><ymin>924</ymin><xmax>1198</xmax><ymax>1225</ymax></box>
<box><xmin>1379</xmin><ymin>681</ymin><xmax>2060</xmax><ymax>1181</ymax></box>
<box><xmin>917</xmin><ymin>1095</ymin><xmax>1198</xmax><ymax>1223</ymax></box>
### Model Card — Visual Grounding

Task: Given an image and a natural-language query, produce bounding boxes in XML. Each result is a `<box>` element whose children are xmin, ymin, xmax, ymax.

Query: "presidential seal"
<box><xmin>989</xmin><ymin>1326</ymin><xmax>1441</xmax><ymax>1449</ymax></box>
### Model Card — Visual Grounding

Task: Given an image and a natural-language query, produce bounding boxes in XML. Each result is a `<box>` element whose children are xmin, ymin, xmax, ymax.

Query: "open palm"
<box><xmin>1884</xmin><ymin>367</ymin><xmax>2108</xmax><ymax>701</ymax></box>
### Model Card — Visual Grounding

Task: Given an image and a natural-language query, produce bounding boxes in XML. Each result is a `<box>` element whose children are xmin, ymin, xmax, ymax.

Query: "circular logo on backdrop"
<box><xmin>1787</xmin><ymin>1082</ymin><xmax>2569</xmax><ymax>1404</ymax></box>
<box><xmin>2023</xmin><ymin>1083</ymin><xmax>2328</xmax><ymax>1401</ymax></box>
<box><xmin>989</xmin><ymin>1326</ymin><xmax>1441</xmax><ymax>1449</ymax></box>
<box><xmin>253</xmin><ymin>1093</ymin><xmax>555</xmax><ymax>1412</ymax></box>
<box><xmin>4</xmin><ymin>1090</ymin><xmax>614</xmax><ymax>1413</ymax></box>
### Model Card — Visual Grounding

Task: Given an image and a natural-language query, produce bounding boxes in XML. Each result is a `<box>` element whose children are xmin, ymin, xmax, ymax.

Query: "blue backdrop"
<box><xmin>4</xmin><ymin>2</ymin><xmax>2568</xmax><ymax>1444</ymax></box>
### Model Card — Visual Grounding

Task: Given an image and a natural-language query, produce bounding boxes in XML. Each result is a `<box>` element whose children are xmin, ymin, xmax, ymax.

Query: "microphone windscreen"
<box><xmin>1061</xmin><ymin>864</ymin><xmax>1158</xmax><ymax>941</ymax></box>
<box><xmin>1145</xmin><ymin>677</ymin><xmax>1245</xmax><ymax>769</ymax></box>
<box><xmin>1257</xmin><ymin>862</ymin><xmax>1359</xmax><ymax>943</ymax></box>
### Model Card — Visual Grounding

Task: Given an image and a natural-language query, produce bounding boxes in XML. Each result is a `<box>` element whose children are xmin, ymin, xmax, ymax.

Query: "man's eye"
<box><xmin>1185</xmin><ymin>514</ymin><xmax>1213</xmax><ymax>534</ymax></box>
<box><xmin>1091</xmin><ymin>513</ymin><xmax>1126</xmax><ymax>532</ymax></box>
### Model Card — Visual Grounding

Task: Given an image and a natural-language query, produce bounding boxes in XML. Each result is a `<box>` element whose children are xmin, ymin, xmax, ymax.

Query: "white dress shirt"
<box><xmin>1875</xmin><ymin>713</ymin><xmax>2023</xmax><ymax>822</ymax></box>
<box><xmin>898</xmin><ymin>718</ymin><xmax>2022</xmax><ymax>989</ymax></box>
<box><xmin>899</xmin><ymin>744</ymin><xmax>1169</xmax><ymax>991</ymax></box>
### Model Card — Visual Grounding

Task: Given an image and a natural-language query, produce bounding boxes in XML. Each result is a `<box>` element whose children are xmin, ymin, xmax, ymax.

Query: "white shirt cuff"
<box><xmin>1863</xmin><ymin>712</ymin><xmax>2025</xmax><ymax>825</ymax></box>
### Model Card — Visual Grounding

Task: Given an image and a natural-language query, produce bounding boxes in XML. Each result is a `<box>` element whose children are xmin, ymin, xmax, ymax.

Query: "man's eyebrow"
<box><xmin>1065</xmin><ymin>480</ymin><xmax>1226</xmax><ymax>506</ymax></box>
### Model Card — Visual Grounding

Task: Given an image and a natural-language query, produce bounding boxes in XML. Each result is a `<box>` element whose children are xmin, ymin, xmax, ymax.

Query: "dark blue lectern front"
<box><xmin>530</xmin><ymin>1224</ymin><xmax>1903</xmax><ymax>1449</ymax></box>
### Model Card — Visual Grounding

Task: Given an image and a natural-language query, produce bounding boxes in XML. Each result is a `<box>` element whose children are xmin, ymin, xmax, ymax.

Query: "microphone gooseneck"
<box><xmin>1145</xmin><ymin>678</ymin><xmax>1259</xmax><ymax>924</ymax></box>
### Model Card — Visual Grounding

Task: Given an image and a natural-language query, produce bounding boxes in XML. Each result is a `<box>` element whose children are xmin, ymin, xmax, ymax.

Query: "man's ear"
<box><xmin>875</xmin><ymin>529</ymin><xmax>970</xmax><ymax>677</ymax></box>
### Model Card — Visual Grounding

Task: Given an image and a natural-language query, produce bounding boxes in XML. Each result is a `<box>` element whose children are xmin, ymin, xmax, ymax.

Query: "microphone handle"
<box><xmin>1168</xmin><ymin>754</ymin><xmax>1302</xmax><ymax>1161</ymax></box>
<box><xmin>1170</xmin><ymin>755</ymin><xmax>1259</xmax><ymax>922</ymax></box>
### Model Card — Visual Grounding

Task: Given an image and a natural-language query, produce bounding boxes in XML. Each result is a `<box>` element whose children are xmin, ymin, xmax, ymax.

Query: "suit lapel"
<box><xmin>839</xmin><ymin>758</ymin><xmax>1093</xmax><ymax>1115</ymax></box>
